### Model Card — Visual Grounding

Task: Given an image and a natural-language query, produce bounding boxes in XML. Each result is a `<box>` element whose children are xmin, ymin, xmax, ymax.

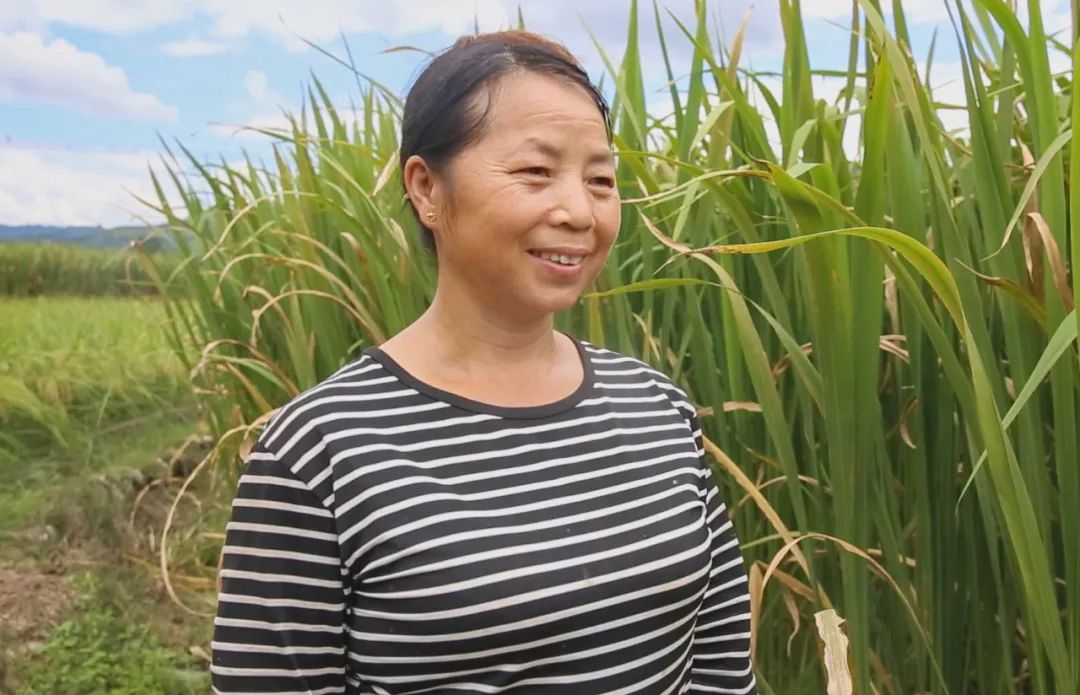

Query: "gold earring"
<box><xmin>424</xmin><ymin>211</ymin><xmax>437</xmax><ymax>223</ymax></box>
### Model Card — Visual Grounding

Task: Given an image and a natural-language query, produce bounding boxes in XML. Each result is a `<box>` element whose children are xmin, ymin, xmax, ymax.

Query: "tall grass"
<box><xmin>140</xmin><ymin>1</ymin><xmax>1078</xmax><ymax>692</ymax></box>
<box><xmin>0</xmin><ymin>242</ymin><xmax>178</xmax><ymax>297</ymax></box>
<box><xmin>0</xmin><ymin>297</ymin><xmax>191</xmax><ymax>458</ymax></box>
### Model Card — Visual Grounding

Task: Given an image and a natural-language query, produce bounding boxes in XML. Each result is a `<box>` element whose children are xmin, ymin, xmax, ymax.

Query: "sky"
<box><xmin>0</xmin><ymin>0</ymin><xmax>1072</xmax><ymax>228</ymax></box>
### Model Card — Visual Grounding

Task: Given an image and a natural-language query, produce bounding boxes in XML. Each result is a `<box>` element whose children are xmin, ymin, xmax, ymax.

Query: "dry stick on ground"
<box><xmin>158</xmin><ymin>447</ymin><xmax>217</xmax><ymax>618</ymax></box>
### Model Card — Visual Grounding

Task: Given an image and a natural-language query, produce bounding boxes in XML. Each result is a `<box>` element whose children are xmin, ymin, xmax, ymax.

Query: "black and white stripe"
<box><xmin>212</xmin><ymin>337</ymin><xmax>757</xmax><ymax>694</ymax></box>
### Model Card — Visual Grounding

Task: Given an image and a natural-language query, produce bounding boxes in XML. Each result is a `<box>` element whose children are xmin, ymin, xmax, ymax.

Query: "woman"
<box><xmin>211</xmin><ymin>30</ymin><xmax>757</xmax><ymax>695</ymax></box>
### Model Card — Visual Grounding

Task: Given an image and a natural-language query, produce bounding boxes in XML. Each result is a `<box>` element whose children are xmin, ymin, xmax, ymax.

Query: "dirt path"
<box><xmin>0</xmin><ymin>562</ymin><xmax>74</xmax><ymax>646</ymax></box>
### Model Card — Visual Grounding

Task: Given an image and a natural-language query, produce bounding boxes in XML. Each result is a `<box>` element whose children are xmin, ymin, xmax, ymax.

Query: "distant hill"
<box><xmin>0</xmin><ymin>224</ymin><xmax>176</xmax><ymax>251</ymax></box>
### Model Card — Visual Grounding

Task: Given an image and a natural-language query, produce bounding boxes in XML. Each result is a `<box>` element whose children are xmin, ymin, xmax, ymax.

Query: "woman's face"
<box><xmin>423</xmin><ymin>71</ymin><xmax>621</xmax><ymax>322</ymax></box>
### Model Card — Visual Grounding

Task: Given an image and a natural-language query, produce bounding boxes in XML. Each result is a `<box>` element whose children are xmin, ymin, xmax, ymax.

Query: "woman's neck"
<box><xmin>415</xmin><ymin>286</ymin><xmax>558</xmax><ymax>373</ymax></box>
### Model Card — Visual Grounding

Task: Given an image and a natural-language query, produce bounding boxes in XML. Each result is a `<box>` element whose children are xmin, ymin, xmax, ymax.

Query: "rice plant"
<box><xmin>139</xmin><ymin>0</ymin><xmax>1078</xmax><ymax>691</ymax></box>
<box><xmin>0</xmin><ymin>297</ymin><xmax>191</xmax><ymax>459</ymax></box>
<box><xmin>0</xmin><ymin>242</ymin><xmax>178</xmax><ymax>297</ymax></box>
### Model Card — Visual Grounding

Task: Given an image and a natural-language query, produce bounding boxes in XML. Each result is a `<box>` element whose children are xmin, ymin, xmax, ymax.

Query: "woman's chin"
<box><xmin>516</xmin><ymin>290</ymin><xmax>584</xmax><ymax>319</ymax></box>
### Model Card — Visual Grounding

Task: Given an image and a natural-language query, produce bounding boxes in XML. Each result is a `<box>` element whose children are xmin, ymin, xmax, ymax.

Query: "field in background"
<box><xmin>0</xmin><ymin>293</ymin><xmax>210</xmax><ymax>692</ymax></box>
<box><xmin>140</xmin><ymin>0</ymin><xmax>1080</xmax><ymax>692</ymax></box>
<box><xmin>0</xmin><ymin>241</ymin><xmax>179</xmax><ymax>296</ymax></box>
<box><xmin>0</xmin><ymin>296</ymin><xmax>191</xmax><ymax>469</ymax></box>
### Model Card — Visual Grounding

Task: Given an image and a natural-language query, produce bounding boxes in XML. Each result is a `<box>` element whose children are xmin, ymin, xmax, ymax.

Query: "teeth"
<box><xmin>536</xmin><ymin>251</ymin><xmax>583</xmax><ymax>266</ymax></box>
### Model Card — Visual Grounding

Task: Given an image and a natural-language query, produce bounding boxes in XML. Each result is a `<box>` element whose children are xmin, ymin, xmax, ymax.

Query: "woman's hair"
<box><xmin>399</xmin><ymin>30</ymin><xmax>612</xmax><ymax>256</ymax></box>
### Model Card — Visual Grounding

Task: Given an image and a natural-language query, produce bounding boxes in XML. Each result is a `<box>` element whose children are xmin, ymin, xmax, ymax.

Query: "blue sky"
<box><xmin>0</xmin><ymin>0</ymin><xmax>1070</xmax><ymax>227</ymax></box>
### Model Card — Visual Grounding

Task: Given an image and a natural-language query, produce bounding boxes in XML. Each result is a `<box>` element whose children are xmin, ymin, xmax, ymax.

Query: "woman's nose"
<box><xmin>550</xmin><ymin>179</ymin><xmax>595</xmax><ymax>231</ymax></box>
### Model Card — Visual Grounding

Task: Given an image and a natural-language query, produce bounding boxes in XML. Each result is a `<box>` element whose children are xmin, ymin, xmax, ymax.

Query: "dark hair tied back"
<box><xmin>399</xmin><ymin>31</ymin><xmax>612</xmax><ymax>256</ymax></box>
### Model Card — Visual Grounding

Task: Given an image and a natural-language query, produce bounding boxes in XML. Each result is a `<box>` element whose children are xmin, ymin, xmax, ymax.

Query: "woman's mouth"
<box><xmin>528</xmin><ymin>250</ymin><xmax>585</xmax><ymax>267</ymax></box>
<box><xmin>527</xmin><ymin>249</ymin><xmax>587</xmax><ymax>277</ymax></box>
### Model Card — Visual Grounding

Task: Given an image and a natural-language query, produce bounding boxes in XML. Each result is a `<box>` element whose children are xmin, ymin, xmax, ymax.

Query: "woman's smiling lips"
<box><xmin>527</xmin><ymin>246</ymin><xmax>590</xmax><ymax>277</ymax></box>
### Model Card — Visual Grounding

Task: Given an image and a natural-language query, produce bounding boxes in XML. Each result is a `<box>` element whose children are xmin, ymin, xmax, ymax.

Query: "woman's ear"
<box><xmin>403</xmin><ymin>155</ymin><xmax>442</xmax><ymax>225</ymax></box>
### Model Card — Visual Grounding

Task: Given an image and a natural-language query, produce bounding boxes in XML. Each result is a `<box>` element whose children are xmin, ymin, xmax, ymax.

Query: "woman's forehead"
<box><xmin>480</xmin><ymin>120</ymin><xmax>612</xmax><ymax>163</ymax></box>
<box><xmin>492</xmin><ymin>71</ymin><xmax>597</xmax><ymax>108</ymax></box>
<box><xmin>481</xmin><ymin>74</ymin><xmax>608</xmax><ymax>136</ymax></box>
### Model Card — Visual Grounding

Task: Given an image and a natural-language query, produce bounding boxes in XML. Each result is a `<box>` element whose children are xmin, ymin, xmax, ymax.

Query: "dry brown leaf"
<box><xmin>1026</xmin><ymin>212</ymin><xmax>1074</xmax><ymax>311</ymax></box>
<box><xmin>879</xmin><ymin>334</ymin><xmax>910</xmax><ymax>362</ymax></box>
<box><xmin>723</xmin><ymin>401</ymin><xmax>763</xmax><ymax>413</ymax></box>
<box><xmin>783</xmin><ymin>586</ymin><xmax>803</xmax><ymax>656</ymax></box>
<box><xmin>883</xmin><ymin>269</ymin><xmax>900</xmax><ymax>334</ymax></box>
<box><xmin>159</xmin><ymin>447</ymin><xmax>217</xmax><ymax>618</ymax></box>
<box><xmin>771</xmin><ymin>342</ymin><xmax>813</xmax><ymax>380</ymax></box>
<box><xmin>816</xmin><ymin>609</ymin><xmax>853</xmax><ymax>695</ymax></box>
<box><xmin>189</xmin><ymin>645</ymin><xmax>212</xmax><ymax>663</ymax></box>
<box><xmin>702</xmin><ymin>436</ymin><xmax>826</xmax><ymax>607</ymax></box>
<box><xmin>735</xmin><ymin>474</ymin><xmax>824</xmax><ymax>512</ymax></box>
<box><xmin>372</xmin><ymin>152</ymin><xmax>398</xmax><ymax>196</ymax></box>
<box><xmin>1021</xmin><ymin>203</ymin><xmax>1045</xmax><ymax>302</ymax></box>
<box><xmin>760</xmin><ymin>531</ymin><xmax>934</xmax><ymax>669</ymax></box>
<box><xmin>747</xmin><ymin>561</ymin><xmax>763</xmax><ymax>659</ymax></box>
<box><xmin>898</xmin><ymin>395</ymin><xmax>919</xmax><ymax>450</ymax></box>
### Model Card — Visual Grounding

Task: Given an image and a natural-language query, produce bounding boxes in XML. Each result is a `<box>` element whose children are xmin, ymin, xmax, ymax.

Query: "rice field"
<box><xmin>0</xmin><ymin>241</ymin><xmax>180</xmax><ymax>297</ymax></box>
<box><xmin>0</xmin><ymin>296</ymin><xmax>192</xmax><ymax>478</ymax></box>
<box><xmin>138</xmin><ymin>0</ymin><xmax>1079</xmax><ymax>692</ymax></box>
<box><xmin>0</xmin><ymin>295</ymin><xmax>207</xmax><ymax>692</ymax></box>
<box><xmin>0</xmin><ymin>295</ymin><xmax>193</xmax><ymax>528</ymax></box>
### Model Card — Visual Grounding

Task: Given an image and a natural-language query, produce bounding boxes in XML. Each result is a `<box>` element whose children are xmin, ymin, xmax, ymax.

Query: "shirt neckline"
<box><xmin>361</xmin><ymin>331</ymin><xmax>596</xmax><ymax>419</ymax></box>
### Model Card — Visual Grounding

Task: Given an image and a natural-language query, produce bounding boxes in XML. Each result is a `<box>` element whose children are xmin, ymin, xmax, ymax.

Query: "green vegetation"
<box><xmin>0</xmin><ymin>409</ymin><xmax>198</xmax><ymax>538</ymax></box>
<box><xmin>0</xmin><ymin>296</ymin><xmax>191</xmax><ymax>460</ymax></box>
<box><xmin>0</xmin><ymin>241</ymin><xmax>178</xmax><ymax>296</ymax></box>
<box><xmin>0</xmin><ymin>296</ymin><xmax>206</xmax><ymax>691</ymax></box>
<box><xmin>16</xmin><ymin>573</ymin><xmax>209</xmax><ymax>695</ymax></box>
<box><xmin>137</xmin><ymin>0</ymin><xmax>1078</xmax><ymax>692</ymax></box>
<box><xmin>0</xmin><ymin>294</ymin><xmax>198</xmax><ymax>543</ymax></box>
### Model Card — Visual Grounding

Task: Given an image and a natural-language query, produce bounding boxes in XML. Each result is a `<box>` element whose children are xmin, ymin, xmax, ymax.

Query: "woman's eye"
<box><xmin>518</xmin><ymin>166</ymin><xmax>549</xmax><ymax>177</ymax></box>
<box><xmin>590</xmin><ymin>176</ymin><xmax>615</xmax><ymax>188</ymax></box>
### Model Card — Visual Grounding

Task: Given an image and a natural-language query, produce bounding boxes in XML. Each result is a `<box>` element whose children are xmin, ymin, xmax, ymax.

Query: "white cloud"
<box><xmin>160</xmin><ymin>36</ymin><xmax>228</xmax><ymax>57</ymax></box>
<box><xmin>202</xmin><ymin>0</ymin><xmax>512</xmax><ymax>52</ymax></box>
<box><xmin>0</xmin><ymin>143</ymin><xmax>173</xmax><ymax>226</ymax></box>
<box><xmin>210</xmin><ymin>112</ymin><xmax>292</xmax><ymax>140</ymax></box>
<box><xmin>0</xmin><ymin>0</ymin><xmax>706</xmax><ymax>60</ymax></box>
<box><xmin>0</xmin><ymin>1</ymin><xmax>187</xmax><ymax>34</ymax></box>
<box><xmin>2</xmin><ymin>1</ymin><xmax>512</xmax><ymax>51</ymax></box>
<box><xmin>1044</xmin><ymin>10</ymin><xmax>1073</xmax><ymax>40</ymax></box>
<box><xmin>799</xmin><ymin>0</ymin><xmax>861</xmax><ymax>21</ymax></box>
<box><xmin>879</xmin><ymin>0</ymin><xmax>950</xmax><ymax>23</ymax></box>
<box><xmin>0</xmin><ymin>0</ymin><xmax>750</xmax><ymax>87</ymax></box>
<box><xmin>202</xmin><ymin>70</ymin><xmax>293</xmax><ymax>139</ymax></box>
<box><xmin>0</xmin><ymin>0</ymin><xmax>1068</xmax><ymax>57</ymax></box>
<box><xmin>0</xmin><ymin>31</ymin><xmax>178</xmax><ymax>121</ymax></box>
<box><xmin>206</xmin><ymin>70</ymin><xmax>293</xmax><ymax>140</ymax></box>
<box><xmin>209</xmin><ymin>104</ymin><xmax>371</xmax><ymax>141</ymax></box>
<box><xmin>244</xmin><ymin>70</ymin><xmax>283</xmax><ymax>108</ymax></box>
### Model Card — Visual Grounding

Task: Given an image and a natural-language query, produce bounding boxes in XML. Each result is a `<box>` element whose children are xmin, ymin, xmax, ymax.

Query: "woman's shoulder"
<box><xmin>579</xmin><ymin>338</ymin><xmax>696</xmax><ymax>416</ymax></box>
<box><xmin>247</xmin><ymin>351</ymin><xmax>399</xmax><ymax>463</ymax></box>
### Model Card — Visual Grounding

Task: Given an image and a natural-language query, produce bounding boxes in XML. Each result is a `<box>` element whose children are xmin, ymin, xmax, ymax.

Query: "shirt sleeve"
<box><xmin>685</xmin><ymin>408</ymin><xmax>758</xmax><ymax>694</ymax></box>
<box><xmin>211</xmin><ymin>445</ymin><xmax>349</xmax><ymax>694</ymax></box>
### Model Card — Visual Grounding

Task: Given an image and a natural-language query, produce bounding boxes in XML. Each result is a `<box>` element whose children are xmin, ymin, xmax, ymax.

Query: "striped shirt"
<box><xmin>211</xmin><ymin>335</ymin><xmax>757</xmax><ymax>694</ymax></box>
